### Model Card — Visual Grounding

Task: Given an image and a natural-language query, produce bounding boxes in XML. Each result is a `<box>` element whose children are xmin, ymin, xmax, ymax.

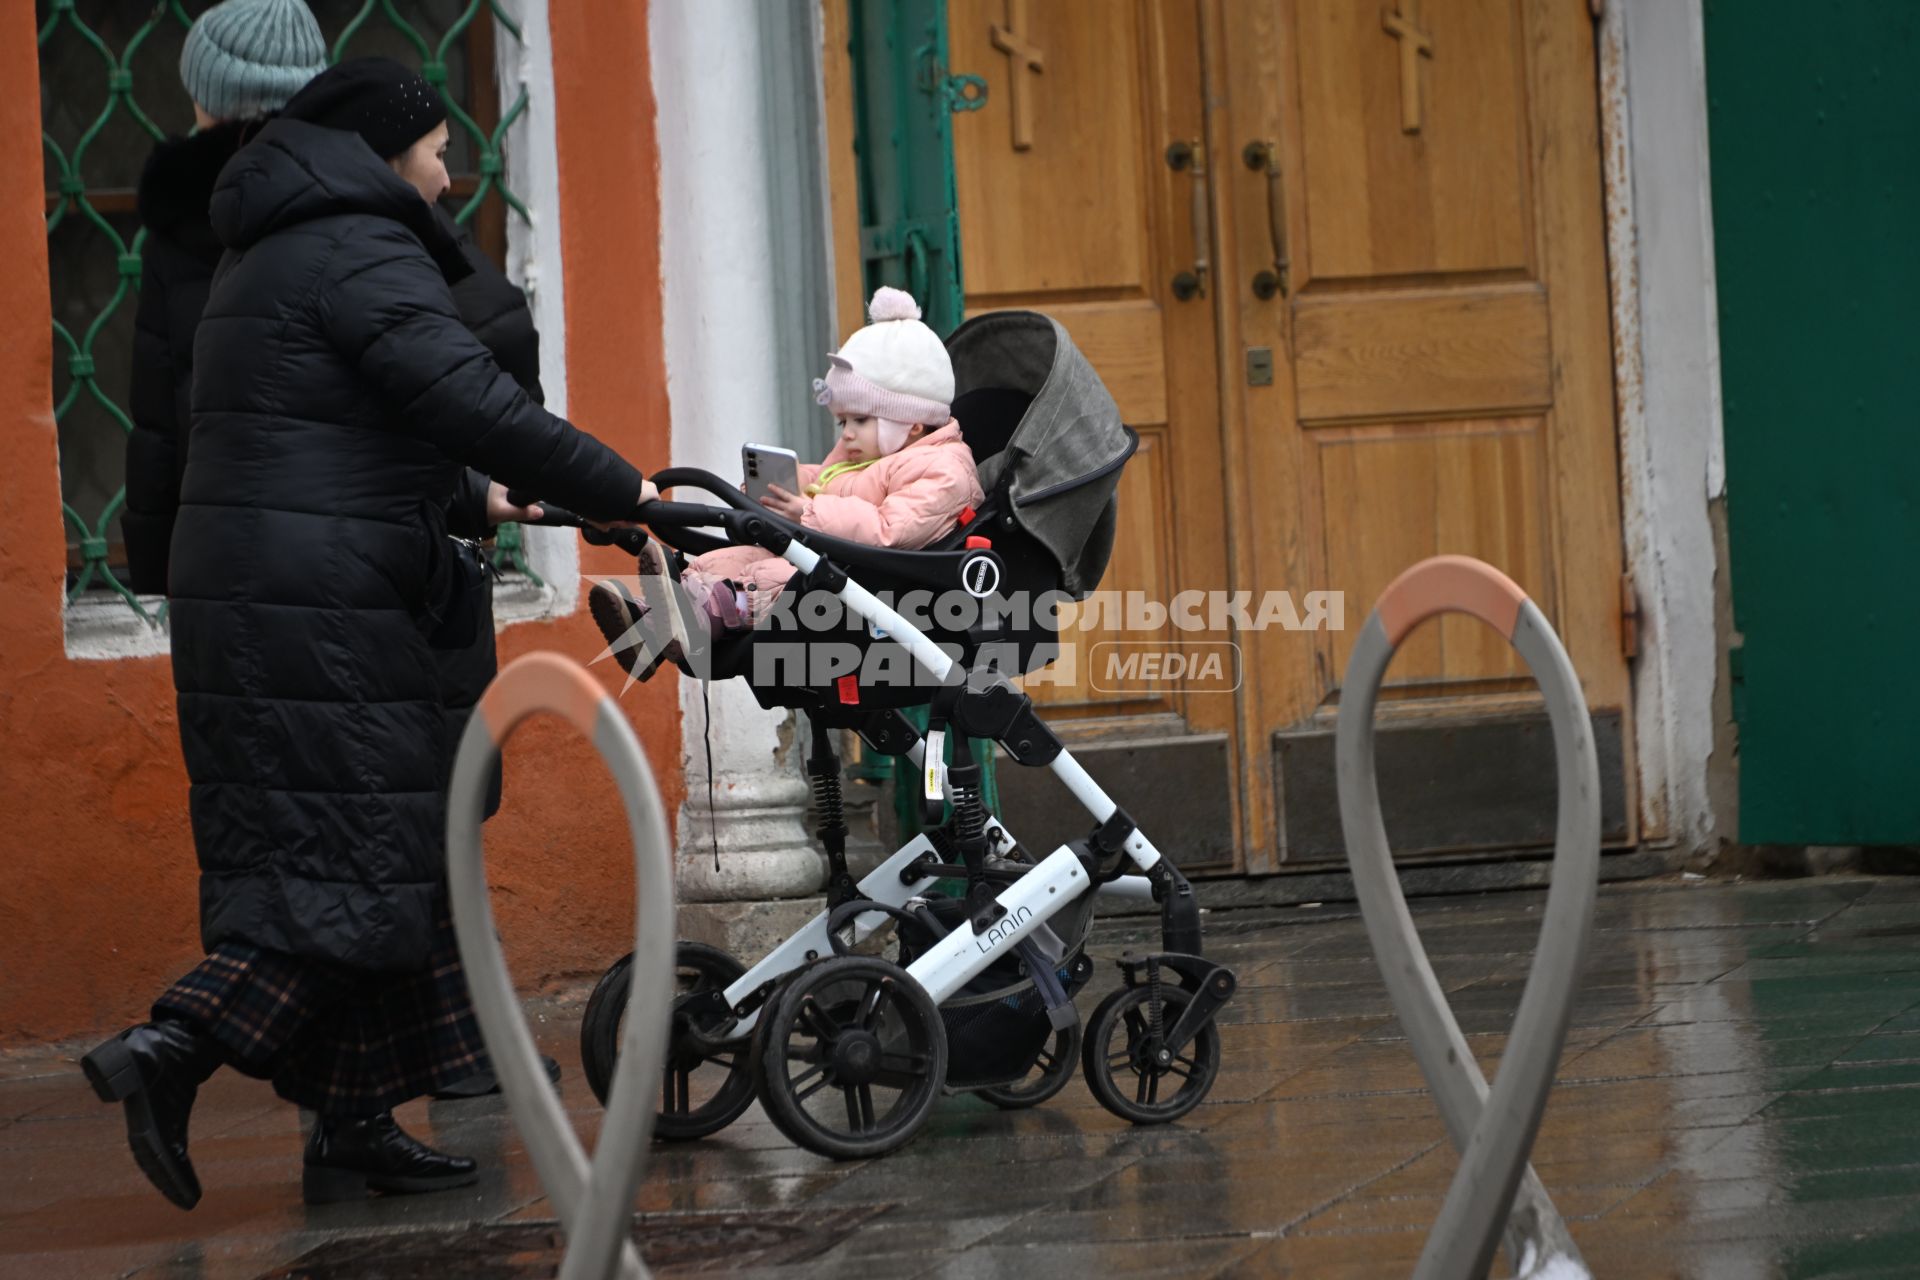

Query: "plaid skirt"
<box><xmin>153</xmin><ymin>907</ymin><xmax>485</xmax><ymax>1116</ymax></box>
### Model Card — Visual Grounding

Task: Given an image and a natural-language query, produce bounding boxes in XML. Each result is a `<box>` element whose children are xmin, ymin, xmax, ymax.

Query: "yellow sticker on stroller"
<box><xmin>924</xmin><ymin>729</ymin><xmax>945</xmax><ymax>801</ymax></box>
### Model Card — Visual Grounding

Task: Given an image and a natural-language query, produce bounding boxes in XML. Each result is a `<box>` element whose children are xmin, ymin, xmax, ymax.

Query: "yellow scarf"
<box><xmin>804</xmin><ymin>457</ymin><xmax>881</xmax><ymax>497</ymax></box>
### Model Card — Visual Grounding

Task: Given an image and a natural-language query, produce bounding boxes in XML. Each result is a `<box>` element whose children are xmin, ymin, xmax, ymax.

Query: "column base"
<box><xmin>676</xmin><ymin>897</ymin><xmax>825</xmax><ymax>965</ymax></box>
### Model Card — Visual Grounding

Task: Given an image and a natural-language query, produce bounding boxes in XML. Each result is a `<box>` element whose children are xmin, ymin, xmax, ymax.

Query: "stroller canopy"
<box><xmin>947</xmin><ymin>311</ymin><xmax>1134</xmax><ymax>599</ymax></box>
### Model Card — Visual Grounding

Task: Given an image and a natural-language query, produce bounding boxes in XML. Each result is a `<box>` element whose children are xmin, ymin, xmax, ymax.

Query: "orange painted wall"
<box><xmin>0</xmin><ymin>2</ymin><xmax>679</xmax><ymax>1047</ymax></box>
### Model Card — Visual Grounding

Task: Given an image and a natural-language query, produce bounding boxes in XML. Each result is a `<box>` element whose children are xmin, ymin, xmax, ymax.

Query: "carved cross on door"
<box><xmin>991</xmin><ymin>0</ymin><xmax>1046</xmax><ymax>152</ymax></box>
<box><xmin>1381</xmin><ymin>0</ymin><xmax>1435</xmax><ymax>134</ymax></box>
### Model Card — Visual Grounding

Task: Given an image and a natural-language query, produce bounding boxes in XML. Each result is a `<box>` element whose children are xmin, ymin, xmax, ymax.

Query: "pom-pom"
<box><xmin>867</xmin><ymin>286</ymin><xmax>922</xmax><ymax>323</ymax></box>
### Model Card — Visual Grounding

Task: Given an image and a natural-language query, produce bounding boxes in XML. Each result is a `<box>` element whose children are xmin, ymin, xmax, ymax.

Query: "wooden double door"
<box><xmin>894</xmin><ymin>0</ymin><xmax>1632</xmax><ymax>872</ymax></box>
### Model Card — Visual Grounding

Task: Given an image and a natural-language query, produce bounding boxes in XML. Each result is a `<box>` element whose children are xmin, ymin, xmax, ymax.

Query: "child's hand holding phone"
<box><xmin>758</xmin><ymin>485</ymin><xmax>807</xmax><ymax>521</ymax></box>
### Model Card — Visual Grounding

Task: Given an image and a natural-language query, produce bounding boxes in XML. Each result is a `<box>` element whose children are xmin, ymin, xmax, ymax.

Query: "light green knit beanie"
<box><xmin>179</xmin><ymin>0</ymin><xmax>328</xmax><ymax>122</ymax></box>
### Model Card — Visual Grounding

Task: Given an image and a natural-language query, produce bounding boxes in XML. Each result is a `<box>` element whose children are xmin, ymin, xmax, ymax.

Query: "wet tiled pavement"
<box><xmin>8</xmin><ymin>873</ymin><xmax>1920</xmax><ymax>1278</ymax></box>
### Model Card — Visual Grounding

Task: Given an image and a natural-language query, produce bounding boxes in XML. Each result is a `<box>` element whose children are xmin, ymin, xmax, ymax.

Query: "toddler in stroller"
<box><xmin>517</xmin><ymin>308</ymin><xmax>1237</xmax><ymax>1160</ymax></box>
<box><xmin>588</xmin><ymin>288</ymin><xmax>984</xmax><ymax>678</ymax></box>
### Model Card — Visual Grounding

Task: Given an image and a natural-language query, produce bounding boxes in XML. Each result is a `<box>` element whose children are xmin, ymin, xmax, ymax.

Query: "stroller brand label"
<box><xmin>975</xmin><ymin>904</ymin><xmax>1035</xmax><ymax>956</ymax></box>
<box><xmin>962</xmin><ymin>555</ymin><xmax>1001</xmax><ymax>599</ymax></box>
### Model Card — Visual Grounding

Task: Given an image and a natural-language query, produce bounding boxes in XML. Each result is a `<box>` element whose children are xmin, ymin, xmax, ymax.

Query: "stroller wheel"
<box><xmin>974</xmin><ymin>1022</ymin><xmax>1082</xmax><ymax>1110</ymax></box>
<box><xmin>1081</xmin><ymin>982</ymin><xmax>1221</xmax><ymax>1125</ymax></box>
<box><xmin>580</xmin><ymin>942</ymin><xmax>757</xmax><ymax>1141</ymax></box>
<box><xmin>755</xmin><ymin>956</ymin><xmax>947</xmax><ymax>1161</ymax></box>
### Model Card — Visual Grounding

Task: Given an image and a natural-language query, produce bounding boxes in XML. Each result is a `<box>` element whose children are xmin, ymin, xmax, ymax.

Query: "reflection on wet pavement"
<box><xmin>7</xmin><ymin>874</ymin><xmax>1920</xmax><ymax>1277</ymax></box>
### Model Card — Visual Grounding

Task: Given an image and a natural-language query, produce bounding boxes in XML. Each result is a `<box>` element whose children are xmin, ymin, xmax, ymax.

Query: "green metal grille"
<box><xmin>37</xmin><ymin>0</ymin><xmax>539</xmax><ymax>622</ymax></box>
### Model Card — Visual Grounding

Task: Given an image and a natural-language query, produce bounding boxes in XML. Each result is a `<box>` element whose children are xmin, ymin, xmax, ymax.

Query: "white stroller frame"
<box><xmin>717</xmin><ymin>533</ymin><xmax>1167</xmax><ymax>1031</ymax></box>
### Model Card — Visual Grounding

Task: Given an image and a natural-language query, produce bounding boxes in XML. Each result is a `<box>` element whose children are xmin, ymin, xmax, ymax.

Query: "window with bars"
<box><xmin>37</xmin><ymin>0</ymin><xmax>539</xmax><ymax>624</ymax></box>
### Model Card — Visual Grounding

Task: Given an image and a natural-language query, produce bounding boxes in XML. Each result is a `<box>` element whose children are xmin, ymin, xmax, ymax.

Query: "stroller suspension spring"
<box><xmin>808</xmin><ymin>718</ymin><xmax>856</xmax><ymax>907</ymax></box>
<box><xmin>947</xmin><ymin>767</ymin><xmax>986</xmax><ymax>852</ymax></box>
<box><xmin>812</xmin><ymin>765</ymin><xmax>847</xmax><ymax>846</ymax></box>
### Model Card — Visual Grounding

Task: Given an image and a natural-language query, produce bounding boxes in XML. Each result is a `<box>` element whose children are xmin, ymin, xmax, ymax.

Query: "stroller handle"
<box><xmin>647</xmin><ymin>467</ymin><xmax>759</xmax><ymax>512</ymax></box>
<box><xmin>501</xmin><ymin>486</ymin><xmax>790</xmax><ymax>556</ymax></box>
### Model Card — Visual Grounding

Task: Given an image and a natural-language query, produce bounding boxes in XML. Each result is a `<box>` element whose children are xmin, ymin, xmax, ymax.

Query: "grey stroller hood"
<box><xmin>950</xmin><ymin>311</ymin><xmax>1135</xmax><ymax>599</ymax></box>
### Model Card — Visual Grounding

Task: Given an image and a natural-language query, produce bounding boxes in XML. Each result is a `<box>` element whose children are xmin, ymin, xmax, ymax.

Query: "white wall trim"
<box><xmin>495</xmin><ymin>0</ymin><xmax>576</xmax><ymax>622</ymax></box>
<box><xmin>1601</xmin><ymin>0</ymin><xmax>1728</xmax><ymax>854</ymax></box>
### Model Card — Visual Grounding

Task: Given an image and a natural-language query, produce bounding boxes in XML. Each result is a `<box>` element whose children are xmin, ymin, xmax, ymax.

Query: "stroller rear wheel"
<box><xmin>973</xmin><ymin>1022</ymin><xmax>1082</xmax><ymax>1110</ymax></box>
<box><xmin>580</xmin><ymin>941</ymin><xmax>757</xmax><ymax>1141</ymax></box>
<box><xmin>755</xmin><ymin>956</ymin><xmax>948</xmax><ymax>1160</ymax></box>
<box><xmin>1081</xmin><ymin>981</ymin><xmax>1220</xmax><ymax>1125</ymax></box>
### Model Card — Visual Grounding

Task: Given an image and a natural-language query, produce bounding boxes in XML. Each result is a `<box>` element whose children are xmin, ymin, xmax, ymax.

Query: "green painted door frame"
<box><xmin>842</xmin><ymin>0</ymin><xmax>995</xmax><ymax>834</ymax></box>
<box><xmin>1706</xmin><ymin>1</ymin><xmax>1920</xmax><ymax>842</ymax></box>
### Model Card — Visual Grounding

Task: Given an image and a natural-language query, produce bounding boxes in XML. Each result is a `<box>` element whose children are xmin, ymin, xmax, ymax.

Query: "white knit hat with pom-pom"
<box><xmin>814</xmin><ymin>287</ymin><xmax>954</xmax><ymax>454</ymax></box>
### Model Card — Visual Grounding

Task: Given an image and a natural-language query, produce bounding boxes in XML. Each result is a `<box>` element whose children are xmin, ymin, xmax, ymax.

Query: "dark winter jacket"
<box><xmin>123</xmin><ymin>121</ymin><xmax>251</xmax><ymax>596</ymax></box>
<box><xmin>171</xmin><ymin>118</ymin><xmax>642</xmax><ymax>970</ymax></box>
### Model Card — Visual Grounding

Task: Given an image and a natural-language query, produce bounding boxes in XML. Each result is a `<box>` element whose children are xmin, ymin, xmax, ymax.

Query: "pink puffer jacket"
<box><xmin>681</xmin><ymin>422</ymin><xmax>984</xmax><ymax>617</ymax></box>
<box><xmin>797</xmin><ymin>421</ymin><xmax>983</xmax><ymax>546</ymax></box>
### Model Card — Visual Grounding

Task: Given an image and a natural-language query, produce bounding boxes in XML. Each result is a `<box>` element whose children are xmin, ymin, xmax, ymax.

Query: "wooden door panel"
<box><xmin>951</xmin><ymin>1</ymin><xmax>1152</xmax><ymax>299</ymax></box>
<box><xmin>1296</xmin><ymin>0</ymin><xmax>1532</xmax><ymax>280</ymax></box>
<box><xmin>1292</xmin><ymin>285</ymin><xmax>1551</xmax><ymax>422</ymax></box>
<box><xmin>1316</xmin><ymin>419</ymin><xmax>1552</xmax><ymax>686</ymax></box>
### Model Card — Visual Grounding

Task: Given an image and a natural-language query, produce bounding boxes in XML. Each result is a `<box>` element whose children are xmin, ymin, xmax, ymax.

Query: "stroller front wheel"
<box><xmin>756</xmin><ymin>956</ymin><xmax>948</xmax><ymax>1161</ymax></box>
<box><xmin>580</xmin><ymin>942</ymin><xmax>757</xmax><ymax>1141</ymax></box>
<box><xmin>1081</xmin><ymin>982</ymin><xmax>1221</xmax><ymax>1125</ymax></box>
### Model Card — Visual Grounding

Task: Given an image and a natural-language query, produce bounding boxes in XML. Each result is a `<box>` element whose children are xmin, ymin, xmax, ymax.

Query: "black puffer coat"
<box><xmin>124</xmin><ymin>129</ymin><xmax>535</xmax><ymax>817</ymax></box>
<box><xmin>123</xmin><ymin>121</ymin><xmax>251</xmax><ymax>595</ymax></box>
<box><xmin>172</xmin><ymin>118</ymin><xmax>642</xmax><ymax>970</ymax></box>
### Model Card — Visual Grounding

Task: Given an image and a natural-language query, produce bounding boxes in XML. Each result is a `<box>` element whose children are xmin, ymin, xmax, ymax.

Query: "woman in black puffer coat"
<box><xmin>125</xmin><ymin>132</ymin><xmax>523</xmax><ymax>836</ymax></box>
<box><xmin>126</xmin><ymin>131</ymin><xmax>531</xmax><ymax>831</ymax></box>
<box><xmin>84</xmin><ymin>59</ymin><xmax>656</xmax><ymax>1212</ymax></box>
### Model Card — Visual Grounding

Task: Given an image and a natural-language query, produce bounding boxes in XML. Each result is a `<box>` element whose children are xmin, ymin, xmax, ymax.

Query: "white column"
<box><xmin>650</xmin><ymin>2</ymin><xmax>823</xmax><ymax>913</ymax></box>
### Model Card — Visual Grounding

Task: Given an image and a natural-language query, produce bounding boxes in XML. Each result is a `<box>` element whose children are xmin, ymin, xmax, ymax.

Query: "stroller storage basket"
<box><xmin>903</xmin><ymin>887</ymin><xmax>1095</xmax><ymax>1088</ymax></box>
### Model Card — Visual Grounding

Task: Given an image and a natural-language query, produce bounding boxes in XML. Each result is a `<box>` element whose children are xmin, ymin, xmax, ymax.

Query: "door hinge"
<box><xmin>1619</xmin><ymin>572</ymin><xmax>1640</xmax><ymax>660</ymax></box>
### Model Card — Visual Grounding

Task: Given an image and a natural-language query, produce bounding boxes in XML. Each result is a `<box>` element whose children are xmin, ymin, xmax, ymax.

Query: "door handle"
<box><xmin>1242</xmin><ymin>141</ymin><xmax>1291</xmax><ymax>300</ymax></box>
<box><xmin>1166</xmin><ymin>140</ymin><xmax>1209</xmax><ymax>302</ymax></box>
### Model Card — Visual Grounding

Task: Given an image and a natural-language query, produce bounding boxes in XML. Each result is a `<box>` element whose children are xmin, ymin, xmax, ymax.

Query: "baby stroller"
<box><xmin>520</xmin><ymin>311</ymin><xmax>1236</xmax><ymax>1160</ymax></box>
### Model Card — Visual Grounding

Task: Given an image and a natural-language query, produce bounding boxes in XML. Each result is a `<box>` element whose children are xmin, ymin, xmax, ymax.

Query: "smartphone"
<box><xmin>743</xmin><ymin>443</ymin><xmax>802</xmax><ymax>506</ymax></box>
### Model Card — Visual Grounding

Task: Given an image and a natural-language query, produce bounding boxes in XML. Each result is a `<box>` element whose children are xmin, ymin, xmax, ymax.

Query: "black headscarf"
<box><xmin>280</xmin><ymin>56</ymin><xmax>447</xmax><ymax>160</ymax></box>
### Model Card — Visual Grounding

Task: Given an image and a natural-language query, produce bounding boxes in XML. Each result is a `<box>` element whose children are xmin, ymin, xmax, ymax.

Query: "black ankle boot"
<box><xmin>81</xmin><ymin>1019</ymin><xmax>224</xmax><ymax>1210</ymax></box>
<box><xmin>302</xmin><ymin>1112</ymin><xmax>478</xmax><ymax>1204</ymax></box>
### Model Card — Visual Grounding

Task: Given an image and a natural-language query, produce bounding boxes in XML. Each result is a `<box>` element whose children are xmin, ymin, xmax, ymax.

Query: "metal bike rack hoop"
<box><xmin>448</xmin><ymin>653</ymin><xmax>677</xmax><ymax>1280</ymax></box>
<box><xmin>1336</xmin><ymin>556</ymin><xmax>1600</xmax><ymax>1280</ymax></box>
